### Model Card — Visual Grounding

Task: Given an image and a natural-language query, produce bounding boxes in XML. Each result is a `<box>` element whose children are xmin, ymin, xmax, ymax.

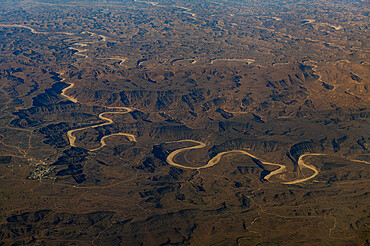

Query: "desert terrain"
<box><xmin>0</xmin><ymin>0</ymin><xmax>369</xmax><ymax>245</ymax></box>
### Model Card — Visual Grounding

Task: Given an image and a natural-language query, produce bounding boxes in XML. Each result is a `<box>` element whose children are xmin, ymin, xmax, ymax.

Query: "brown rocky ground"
<box><xmin>0</xmin><ymin>0</ymin><xmax>369</xmax><ymax>245</ymax></box>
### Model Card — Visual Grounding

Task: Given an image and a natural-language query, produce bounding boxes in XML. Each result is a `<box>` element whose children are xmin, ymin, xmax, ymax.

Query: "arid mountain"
<box><xmin>0</xmin><ymin>0</ymin><xmax>368</xmax><ymax>245</ymax></box>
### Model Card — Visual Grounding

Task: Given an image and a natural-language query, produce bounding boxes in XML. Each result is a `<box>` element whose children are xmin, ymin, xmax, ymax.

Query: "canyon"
<box><xmin>0</xmin><ymin>0</ymin><xmax>368</xmax><ymax>245</ymax></box>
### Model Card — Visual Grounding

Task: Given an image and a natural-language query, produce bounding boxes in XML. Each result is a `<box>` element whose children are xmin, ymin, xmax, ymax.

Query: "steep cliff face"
<box><xmin>58</xmin><ymin>63</ymin><xmax>325</xmax><ymax>119</ymax></box>
<box><xmin>11</xmin><ymin>103</ymin><xmax>102</xmax><ymax>128</ymax></box>
<box><xmin>120</xmin><ymin>90</ymin><xmax>177</xmax><ymax>110</ymax></box>
<box><xmin>32</xmin><ymin>82</ymin><xmax>69</xmax><ymax>107</ymax></box>
<box><xmin>181</xmin><ymin>91</ymin><xmax>205</xmax><ymax>111</ymax></box>
<box><xmin>289</xmin><ymin>141</ymin><xmax>325</xmax><ymax>161</ymax></box>
<box><xmin>118</xmin><ymin>88</ymin><xmax>211</xmax><ymax>112</ymax></box>
<box><xmin>209</xmin><ymin>138</ymin><xmax>284</xmax><ymax>158</ymax></box>
<box><xmin>153</xmin><ymin>145</ymin><xmax>171</xmax><ymax>162</ymax></box>
<box><xmin>39</xmin><ymin>122</ymin><xmax>72</xmax><ymax>148</ymax></box>
<box><xmin>51</xmin><ymin>147</ymin><xmax>90</xmax><ymax>184</ymax></box>
<box><xmin>149</xmin><ymin>125</ymin><xmax>202</xmax><ymax>141</ymax></box>
<box><xmin>113</xmin><ymin>65</ymin><xmax>315</xmax><ymax>114</ymax></box>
